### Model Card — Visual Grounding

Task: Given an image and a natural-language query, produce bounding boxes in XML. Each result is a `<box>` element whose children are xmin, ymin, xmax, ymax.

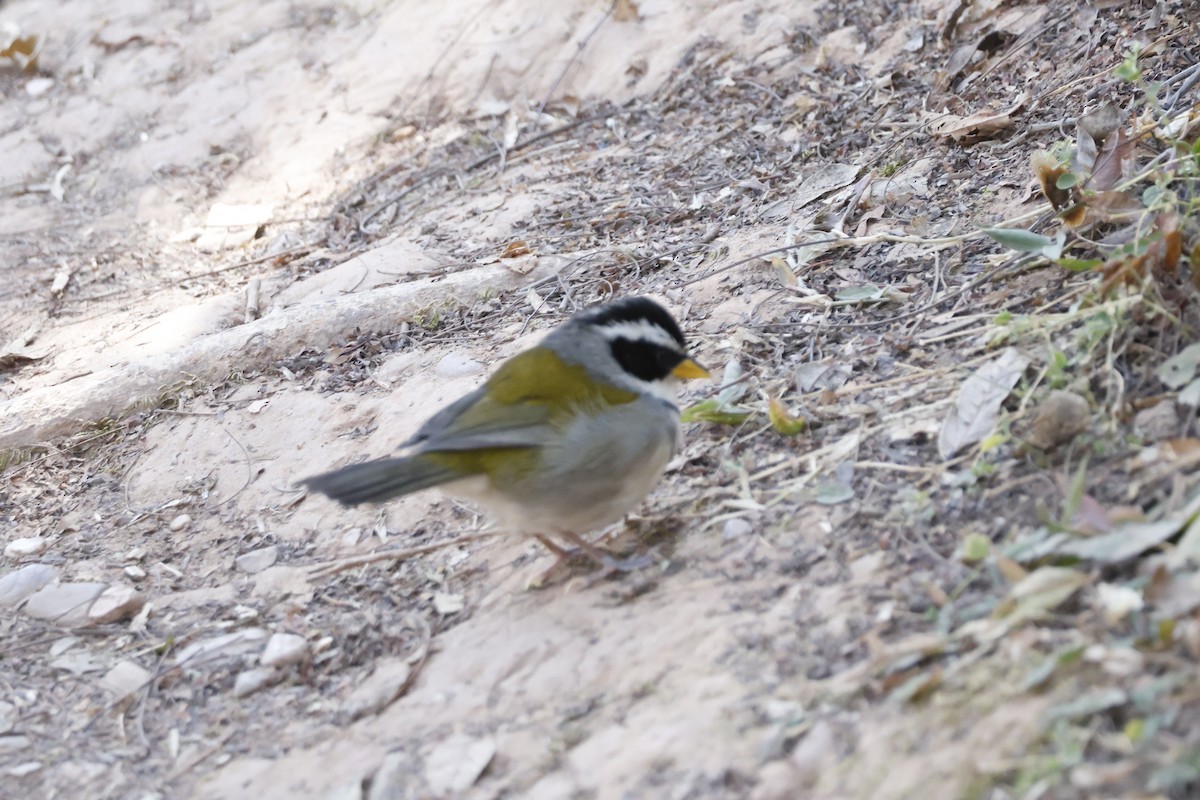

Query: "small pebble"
<box><xmin>87</xmin><ymin>584</ymin><xmax>145</xmax><ymax>624</ymax></box>
<box><xmin>235</xmin><ymin>545</ymin><xmax>279</xmax><ymax>574</ymax></box>
<box><xmin>791</xmin><ymin>720</ymin><xmax>837</xmax><ymax>786</ymax></box>
<box><xmin>168</xmin><ymin>514</ymin><xmax>192</xmax><ymax>532</ymax></box>
<box><xmin>0</xmin><ymin>735</ymin><xmax>30</xmax><ymax>754</ymax></box>
<box><xmin>25</xmin><ymin>77</ymin><xmax>55</xmax><ymax>97</ymax></box>
<box><xmin>5</xmin><ymin>762</ymin><xmax>43</xmax><ymax>778</ymax></box>
<box><xmin>260</xmin><ymin>633</ymin><xmax>308</xmax><ymax>668</ymax></box>
<box><xmin>100</xmin><ymin>660</ymin><xmax>152</xmax><ymax>699</ymax></box>
<box><xmin>123</xmin><ymin>565</ymin><xmax>147</xmax><ymax>581</ymax></box>
<box><xmin>1027</xmin><ymin>390</ymin><xmax>1090</xmax><ymax>450</ymax></box>
<box><xmin>4</xmin><ymin>537</ymin><xmax>48</xmax><ymax>558</ymax></box>
<box><xmin>1133</xmin><ymin>400</ymin><xmax>1179</xmax><ymax>443</ymax></box>
<box><xmin>433</xmin><ymin>591</ymin><xmax>464</xmax><ymax>615</ymax></box>
<box><xmin>723</xmin><ymin>518</ymin><xmax>753</xmax><ymax>539</ymax></box>
<box><xmin>233</xmin><ymin>667</ymin><xmax>281</xmax><ymax>698</ymax></box>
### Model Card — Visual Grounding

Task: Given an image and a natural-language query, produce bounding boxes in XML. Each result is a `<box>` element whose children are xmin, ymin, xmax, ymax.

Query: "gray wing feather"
<box><xmin>406</xmin><ymin>386</ymin><xmax>556</xmax><ymax>451</ymax></box>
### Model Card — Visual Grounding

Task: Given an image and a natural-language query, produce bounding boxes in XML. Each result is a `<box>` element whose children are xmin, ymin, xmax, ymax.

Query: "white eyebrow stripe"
<box><xmin>597</xmin><ymin>319</ymin><xmax>683</xmax><ymax>350</ymax></box>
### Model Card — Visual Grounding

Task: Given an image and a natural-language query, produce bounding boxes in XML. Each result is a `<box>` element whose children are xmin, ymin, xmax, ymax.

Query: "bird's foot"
<box><xmin>526</xmin><ymin>534</ymin><xmax>657</xmax><ymax>588</ymax></box>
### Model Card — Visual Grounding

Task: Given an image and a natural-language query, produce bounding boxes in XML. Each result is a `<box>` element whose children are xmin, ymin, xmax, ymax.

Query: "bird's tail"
<box><xmin>301</xmin><ymin>456</ymin><xmax>461</xmax><ymax>506</ymax></box>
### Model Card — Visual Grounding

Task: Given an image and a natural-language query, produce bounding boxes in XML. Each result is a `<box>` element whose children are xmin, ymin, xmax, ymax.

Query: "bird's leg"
<box><xmin>555</xmin><ymin>530</ymin><xmax>656</xmax><ymax>574</ymax></box>
<box><xmin>529</xmin><ymin>532</ymin><xmax>654</xmax><ymax>588</ymax></box>
<box><xmin>533</xmin><ymin>533</ymin><xmax>571</xmax><ymax>560</ymax></box>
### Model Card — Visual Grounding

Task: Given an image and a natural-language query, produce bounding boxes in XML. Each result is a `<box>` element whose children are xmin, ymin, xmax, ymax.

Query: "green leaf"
<box><xmin>1047</xmin><ymin>687</ymin><xmax>1127</xmax><ymax>720</ymax></box>
<box><xmin>767</xmin><ymin>398</ymin><xmax>806</xmax><ymax>436</ymax></box>
<box><xmin>1055</xmin><ymin>172</ymin><xmax>1078</xmax><ymax>189</ymax></box>
<box><xmin>1019</xmin><ymin>644</ymin><xmax>1086</xmax><ymax>692</ymax></box>
<box><xmin>959</xmin><ymin>533</ymin><xmax>990</xmax><ymax>563</ymax></box>
<box><xmin>1057</xmin><ymin>516</ymin><xmax>1191</xmax><ymax>563</ymax></box>
<box><xmin>982</xmin><ymin>226</ymin><xmax>1058</xmax><ymax>252</ymax></box>
<box><xmin>982</xmin><ymin>227</ymin><xmax>1065</xmax><ymax>259</ymax></box>
<box><xmin>812</xmin><ymin>481</ymin><xmax>854</xmax><ymax>505</ymax></box>
<box><xmin>681</xmin><ymin>399</ymin><xmax>753</xmax><ymax>426</ymax></box>
<box><xmin>1053</xmin><ymin>257</ymin><xmax>1103</xmax><ymax>272</ymax></box>
<box><xmin>832</xmin><ymin>285</ymin><xmax>900</xmax><ymax>305</ymax></box>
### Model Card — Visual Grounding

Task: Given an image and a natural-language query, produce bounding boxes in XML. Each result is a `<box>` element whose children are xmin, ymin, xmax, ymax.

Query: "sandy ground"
<box><xmin>3</xmin><ymin>1</ymin><xmax>1198</xmax><ymax>799</ymax></box>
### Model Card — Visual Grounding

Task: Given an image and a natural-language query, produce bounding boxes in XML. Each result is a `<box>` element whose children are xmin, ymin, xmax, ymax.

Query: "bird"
<box><xmin>301</xmin><ymin>295</ymin><xmax>709</xmax><ymax>569</ymax></box>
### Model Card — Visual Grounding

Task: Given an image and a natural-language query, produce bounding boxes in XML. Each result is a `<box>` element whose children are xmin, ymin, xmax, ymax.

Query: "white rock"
<box><xmin>433</xmin><ymin>591</ymin><xmax>464</xmax><ymax>615</ymax></box>
<box><xmin>100</xmin><ymin>660</ymin><xmax>152</xmax><ymax>699</ymax></box>
<box><xmin>233</xmin><ymin>667</ymin><xmax>281</xmax><ymax>698</ymax></box>
<box><xmin>1094</xmin><ymin>582</ymin><xmax>1144</xmax><ymax>626</ymax></box>
<box><xmin>4</xmin><ymin>761</ymin><xmax>41</xmax><ymax>777</ymax></box>
<box><xmin>87</xmin><ymin>584</ymin><xmax>145</xmax><ymax>624</ymax></box>
<box><xmin>4</xmin><ymin>537</ymin><xmax>48</xmax><ymax>558</ymax></box>
<box><xmin>25</xmin><ymin>77</ymin><xmax>55</xmax><ymax>97</ymax></box>
<box><xmin>168</xmin><ymin>514</ymin><xmax>192</xmax><ymax>532</ymax></box>
<box><xmin>22</xmin><ymin>582</ymin><xmax>107</xmax><ymax>626</ymax></box>
<box><xmin>123</xmin><ymin>565</ymin><xmax>147</xmax><ymax>581</ymax></box>
<box><xmin>436</xmin><ymin>352</ymin><xmax>484</xmax><ymax>378</ymax></box>
<box><xmin>342</xmin><ymin>658</ymin><xmax>411</xmax><ymax>720</ymax></box>
<box><xmin>0</xmin><ymin>564</ymin><xmax>58</xmax><ymax>607</ymax></box>
<box><xmin>251</xmin><ymin>566</ymin><xmax>313</xmax><ymax>603</ymax></box>
<box><xmin>327</xmin><ymin>779</ymin><xmax>366</xmax><ymax>800</ymax></box>
<box><xmin>235</xmin><ymin>545</ymin><xmax>279</xmax><ymax>574</ymax></box>
<box><xmin>0</xmin><ymin>701</ymin><xmax>15</xmax><ymax>734</ymax></box>
<box><xmin>425</xmin><ymin>734</ymin><xmax>496</xmax><ymax>795</ymax></box>
<box><xmin>367</xmin><ymin>751</ymin><xmax>420</xmax><ymax>800</ymax></box>
<box><xmin>260</xmin><ymin>633</ymin><xmax>308</xmax><ymax>668</ymax></box>
<box><xmin>791</xmin><ymin>720</ymin><xmax>837</xmax><ymax>787</ymax></box>
<box><xmin>722</xmin><ymin>518</ymin><xmax>753</xmax><ymax>539</ymax></box>
<box><xmin>173</xmin><ymin>628</ymin><xmax>268</xmax><ymax>668</ymax></box>
<box><xmin>750</xmin><ymin>760</ymin><xmax>800</xmax><ymax>800</ymax></box>
<box><xmin>0</xmin><ymin>735</ymin><xmax>30</xmax><ymax>753</ymax></box>
<box><xmin>49</xmin><ymin>636</ymin><xmax>79</xmax><ymax>657</ymax></box>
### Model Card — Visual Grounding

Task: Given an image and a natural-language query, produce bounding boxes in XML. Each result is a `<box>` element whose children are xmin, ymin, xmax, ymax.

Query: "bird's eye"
<box><xmin>610</xmin><ymin>338</ymin><xmax>685</xmax><ymax>382</ymax></box>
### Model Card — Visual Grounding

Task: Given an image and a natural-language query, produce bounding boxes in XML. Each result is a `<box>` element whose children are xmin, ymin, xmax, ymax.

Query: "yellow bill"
<box><xmin>672</xmin><ymin>357</ymin><xmax>711</xmax><ymax>380</ymax></box>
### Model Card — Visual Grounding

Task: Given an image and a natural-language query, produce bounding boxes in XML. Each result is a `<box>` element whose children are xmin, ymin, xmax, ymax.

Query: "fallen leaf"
<box><xmin>1047</xmin><ymin>687</ymin><xmax>1127</xmax><ymax>720</ymax></box>
<box><xmin>767</xmin><ymin>398</ymin><xmax>806</xmax><ymax>436</ymax></box>
<box><xmin>793</xmin><ymin>163</ymin><xmax>860</xmax><ymax>209</ymax></box>
<box><xmin>1157</xmin><ymin>343</ymin><xmax>1200</xmax><ymax>389</ymax></box>
<box><xmin>1032</xmin><ymin>150</ymin><xmax>1071</xmax><ymax>210</ymax></box>
<box><xmin>927</xmin><ymin>94</ymin><xmax>1026</xmax><ymax>144</ymax></box>
<box><xmin>0</xmin><ymin>29</ymin><xmax>40</xmax><ymax>72</ymax></box>
<box><xmin>982</xmin><ymin>226</ymin><xmax>1065</xmax><ymax>259</ymax></box>
<box><xmin>994</xmin><ymin>566</ymin><xmax>1089</xmax><ymax>628</ymax></box>
<box><xmin>500</xmin><ymin>240</ymin><xmax>531</xmax><ymax>258</ymax></box>
<box><xmin>938</xmin><ymin>347</ymin><xmax>1030</xmax><ymax>459</ymax></box>
<box><xmin>1058</xmin><ymin>492</ymin><xmax>1200</xmax><ymax>564</ymax></box>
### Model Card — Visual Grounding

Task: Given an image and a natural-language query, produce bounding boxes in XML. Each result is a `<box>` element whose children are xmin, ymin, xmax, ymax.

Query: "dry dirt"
<box><xmin>3</xmin><ymin>1</ymin><xmax>1199</xmax><ymax>799</ymax></box>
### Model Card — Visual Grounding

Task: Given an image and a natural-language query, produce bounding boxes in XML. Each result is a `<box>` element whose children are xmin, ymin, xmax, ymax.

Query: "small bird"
<box><xmin>302</xmin><ymin>296</ymin><xmax>709</xmax><ymax>567</ymax></box>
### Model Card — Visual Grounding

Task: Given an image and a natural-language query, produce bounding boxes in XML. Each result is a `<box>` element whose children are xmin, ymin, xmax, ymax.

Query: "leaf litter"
<box><xmin>2</xmin><ymin>1</ymin><xmax>1200</xmax><ymax>799</ymax></box>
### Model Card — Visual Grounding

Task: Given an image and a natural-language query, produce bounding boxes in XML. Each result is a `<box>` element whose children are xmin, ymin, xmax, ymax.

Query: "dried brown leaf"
<box><xmin>927</xmin><ymin>94</ymin><xmax>1025</xmax><ymax>144</ymax></box>
<box><xmin>1099</xmin><ymin>212</ymin><xmax>1182</xmax><ymax>294</ymax></box>
<box><xmin>0</xmin><ymin>32</ymin><xmax>40</xmax><ymax>72</ymax></box>
<box><xmin>1031</xmin><ymin>151</ymin><xmax>1071</xmax><ymax>210</ymax></box>
<box><xmin>1090</xmin><ymin>127</ymin><xmax>1136</xmax><ymax>192</ymax></box>
<box><xmin>613</xmin><ymin>0</ymin><xmax>640</xmax><ymax>23</ymax></box>
<box><xmin>501</xmin><ymin>240</ymin><xmax>531</xmax><ymax>258</ymax></box>
<box><xmin>938</xmin><ymin>347</ymin><xmax>1030</xmax><ymax>459</ymax></box>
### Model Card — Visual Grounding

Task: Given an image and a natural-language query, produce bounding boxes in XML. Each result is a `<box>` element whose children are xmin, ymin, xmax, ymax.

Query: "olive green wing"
<box><xmin>410</xmin><ymin>348</ymin><xmax>635</xmax><ymax>452</ymax></box>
